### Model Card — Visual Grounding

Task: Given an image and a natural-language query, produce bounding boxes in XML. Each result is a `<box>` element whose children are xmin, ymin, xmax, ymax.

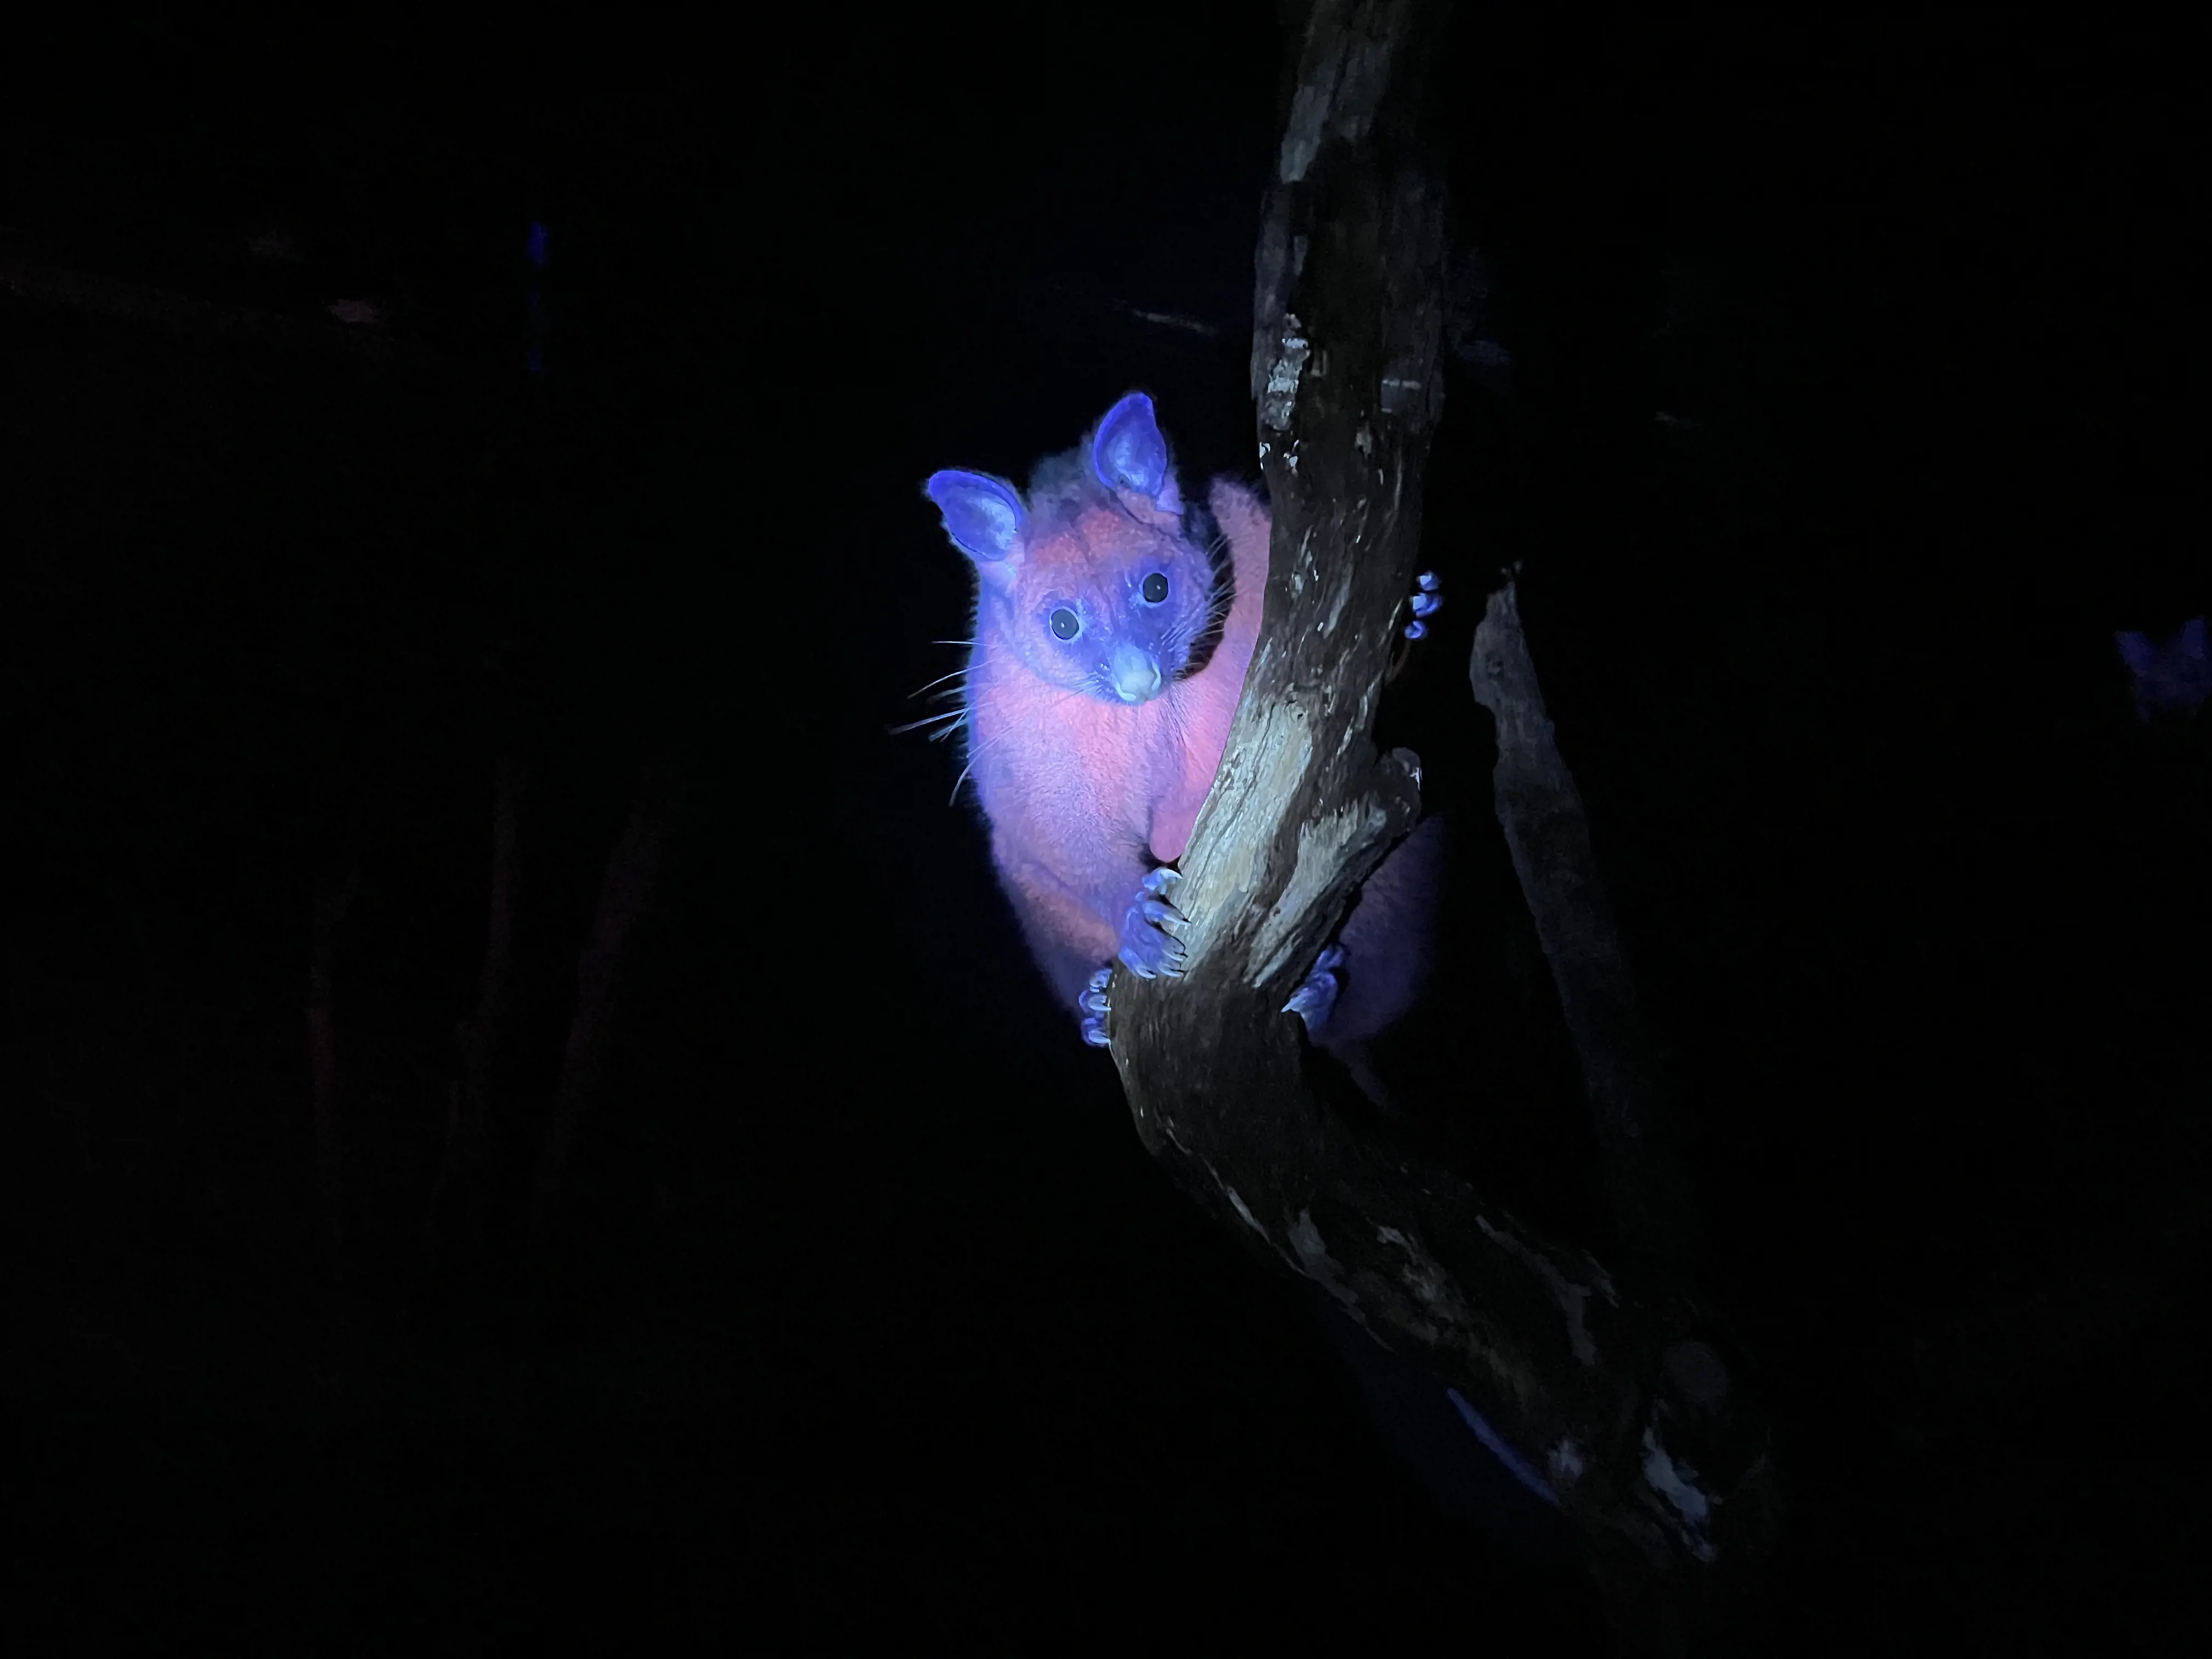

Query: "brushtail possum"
<box><xmin>924</xmin><ymin>394</ymin><xmax>1564</xmax><ymax>1541</ymax></box>
<box><xmin>923</xmin><ymin>392</ymin><xmax>1444</xmax><ymax>1076</ymax></box>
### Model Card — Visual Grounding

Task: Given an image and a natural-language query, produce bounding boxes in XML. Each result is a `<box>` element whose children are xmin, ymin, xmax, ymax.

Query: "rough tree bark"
<box><xmin>1107</xmin><ymin>3</ymin><xmax>1775</xmax><ymax>1645</ymax></box>
<box><xmin>1470</xmin><ymin>575</ymin><xmax>1706</xmax><ymax>1278</ymax></box>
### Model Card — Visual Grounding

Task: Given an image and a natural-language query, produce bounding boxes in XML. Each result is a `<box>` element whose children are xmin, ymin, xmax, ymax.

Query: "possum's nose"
<box><xmin>1109</xmin><ymin>644</ymin><xmax>1164</xmax><ymax>704</ymax></box>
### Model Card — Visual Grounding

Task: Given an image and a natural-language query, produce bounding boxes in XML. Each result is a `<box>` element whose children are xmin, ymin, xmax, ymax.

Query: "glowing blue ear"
<box><xmin>926</xmin><ymin>471</ymin><xmax>1028</xmax><ymax>562</ymax></box>
<box><xmin>1092</xmin><ymin>392</ymin><xmax>1169</xmax><ymax>498</ymax></box>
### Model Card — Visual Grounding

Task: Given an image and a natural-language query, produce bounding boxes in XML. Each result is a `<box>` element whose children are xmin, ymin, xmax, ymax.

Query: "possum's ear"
<box><xmin>2115</xmin><ymin>630</ymin><xmax>2154</xmax><ymax>676</ymax></box>
<box><xmin>927</xmin><ymin>471</ymin><xmax>1028</xmax><ymax>571</ymax></box>
<box><xmin>1091</xmin><ymin>392</ymin><xmax>1171</xmax><ymax>501</ymax></box>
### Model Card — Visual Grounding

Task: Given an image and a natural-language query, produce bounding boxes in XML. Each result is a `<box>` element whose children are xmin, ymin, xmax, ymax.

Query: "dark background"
<box><xmin>7</xmin><ymin>12</ymin><xmax>2205</xmax><ymax>1652</ymax></box>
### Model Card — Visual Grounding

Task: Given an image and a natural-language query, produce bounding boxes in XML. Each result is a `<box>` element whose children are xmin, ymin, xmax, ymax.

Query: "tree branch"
<box><xmin>1471</xmin><ymin>575</ymin><xmax>1705</xmax><ymax>1274</ymax></box>
<box><xmin>1105</xmin><ymin>1</ymin><xmax>1774</xmax><ymax>1635</ymax></box>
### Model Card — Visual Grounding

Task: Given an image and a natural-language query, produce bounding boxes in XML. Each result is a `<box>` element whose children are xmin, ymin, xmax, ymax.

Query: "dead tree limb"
<box><xmin>1471</xmin><ymin>575</ymin><xmax>1705</xmax><ymax>1275</ymax></box>
<box><xmin>1107</xmin><ymin>1</ymin><xmax>1774</xmax><ymax>1638</ymax></box>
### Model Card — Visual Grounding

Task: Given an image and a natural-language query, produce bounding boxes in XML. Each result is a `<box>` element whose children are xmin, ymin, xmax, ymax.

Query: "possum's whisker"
<box><xmin>908</xmin><ymin>666</ymin><xmax>970</xmax><ymax>698</ymax></box>
<box><xmin>888</xmin><ymin>708</ymin><xmax>968</xmax><ymax>737</ymax></box>
<box><xmin>950</xmin><ymin>723</ymin><xmax>1018</xmax><ymax>804</ymax></box>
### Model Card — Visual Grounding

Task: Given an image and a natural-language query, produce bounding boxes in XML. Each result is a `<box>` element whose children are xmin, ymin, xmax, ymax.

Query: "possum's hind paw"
<box><xmin>1283</xmin><ymin>944</ymin><xmax>1348</xmax><ymax>1035</ymax></box>
<box><xmin>1079</xmin><ymin>968</ymin><xmax>1113</xmax><ymax>1047</ymax></box>
<box><xmin>1390</xmin><ymin>573</ymin><xmax>1443</xmax><ymax>676</ymax></box>
<box><xmin>1403</xmin><ymin>570</ymin><xmax>1442</xmax><ymax>640</ymax></box>
<box><xmin>1116</xmin><ymin>867</ymin><xmax>1187</xmax><ymax>981</ymax></box>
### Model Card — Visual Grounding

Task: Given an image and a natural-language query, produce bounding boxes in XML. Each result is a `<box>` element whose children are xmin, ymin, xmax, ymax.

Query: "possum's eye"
<box><xmin>1141</xmin><ymin>572</ymin><xmax>1169</xmax><ymax>605</ymax></box>
<box><xmin>1049</xmin><ymin>606</ymin><xmax>1082</xmax><ymax>641</ymax></box>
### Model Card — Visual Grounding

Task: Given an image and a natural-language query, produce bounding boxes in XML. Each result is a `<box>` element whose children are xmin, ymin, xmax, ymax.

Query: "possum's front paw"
<box><xmin>1116</xmin><ymin>867</ymin><xmax>1187</xmax><ymax>981</ymax></box>
<box><xmin>1283</xmin><ymin>944</ymin><xmax>1348</xmax><ymax>1035</ymax></box>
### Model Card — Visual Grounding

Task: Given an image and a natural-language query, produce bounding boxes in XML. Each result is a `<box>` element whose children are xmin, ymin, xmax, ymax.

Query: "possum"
<box><xmin>919</xmin><ymin>393</ymin><xmax>1572</xmax><ymax>1538</ymax></box>
<box><xmin>922</xmin><ymin>391</ymin><xmax>1443</xmax><ymax>1080</ymax></box>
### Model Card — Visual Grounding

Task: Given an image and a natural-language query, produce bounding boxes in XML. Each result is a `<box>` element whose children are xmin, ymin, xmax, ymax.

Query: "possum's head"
<box><xmin>927</xmin><ymin>392</ymin><xmax>1224</xmax><ymax>706</ymax></box>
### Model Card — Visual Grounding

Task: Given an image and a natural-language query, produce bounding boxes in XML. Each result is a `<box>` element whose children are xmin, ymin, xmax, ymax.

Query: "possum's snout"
<box><xmin>1109</xmin><ymin>644</ymin><xmax>1164</xmax><ymax>704</ymax></box>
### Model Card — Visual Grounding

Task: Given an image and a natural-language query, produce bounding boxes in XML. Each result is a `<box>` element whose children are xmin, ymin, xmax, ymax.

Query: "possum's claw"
<box><xmin>1284</xmin><ymin>944</ymin><xmax>1348</xmax><ymax>1034</ymax></box>
<box><xmin>1116</xmin><ymin>867</ymin><xmax>1187</xmax><ymax>980</ymax></box>
<box><xmin>1085</xmin><ymin>868</ymin><xmax>1183</xmax><ymax>1042</ymax></box>
<box><xmin>1079</xmin><ymin>969</ymin><xmax>1112</xmax><ymax>1015</ymax></box>
<box><xmin>1079</xmin><ymin>968</ymin><xmax>1114</xmax><ymax>1047</ymax></box>
<box><xmin>1403</xmin><ymin>570</ymin><xmax>1443</xmax><ymax>640</ymax></box>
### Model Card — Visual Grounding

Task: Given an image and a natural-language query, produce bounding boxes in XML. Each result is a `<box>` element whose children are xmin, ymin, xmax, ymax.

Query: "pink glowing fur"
<box><xmin>945</xmin><ymin>409</ymin><xmax>1266</xmax><ymax>1009</ymax></box>
<box><xmin>928</xmin><ymin>393</ymin><xmax>1439</xmax><ymax>1063</ymax></box>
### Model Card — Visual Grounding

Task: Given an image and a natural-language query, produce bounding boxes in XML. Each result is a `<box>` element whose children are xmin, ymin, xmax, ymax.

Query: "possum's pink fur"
<box><xmin>964</xmin><ymin>479</ymin><xmax>1269</xmax><ymax>1008</ymax></box>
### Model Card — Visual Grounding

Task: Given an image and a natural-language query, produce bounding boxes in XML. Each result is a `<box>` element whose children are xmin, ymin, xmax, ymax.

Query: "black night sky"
<box><xmin>8</xmin><ymin>13</ymin><xmax>2205</xmax><ymax>1653</ymax></box>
